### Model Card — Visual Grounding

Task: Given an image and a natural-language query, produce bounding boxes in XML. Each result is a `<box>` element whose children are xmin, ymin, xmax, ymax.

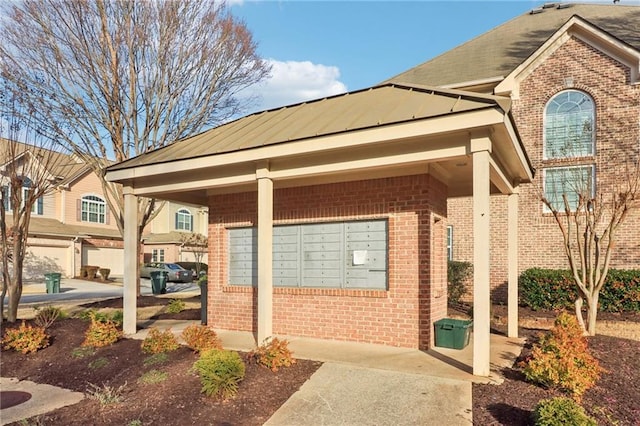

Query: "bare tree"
<box><xmin>179</xmin><ymin>232</ymin><xmax>208</xmax><ymax>279</ymax></box>
<box><xmin>0</xmin><ymin>0</ymin><xmax>269</xmax><ymax>268</ymax></box>
<box><xmin>1</xmin><ymin>83</ymin><xmax>73</xmax><ymax>322</ymax></box>
<box><xmin>541</xmin><ymin>156</ymin><xmax>640</xmax><ymax>335</ymax></box>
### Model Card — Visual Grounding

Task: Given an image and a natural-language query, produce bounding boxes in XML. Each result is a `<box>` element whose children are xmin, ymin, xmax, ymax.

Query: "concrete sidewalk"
<box><xmin>132</xmin><ymin>319</ymin><xmax>522</xmax><ymax>425</ymax></box>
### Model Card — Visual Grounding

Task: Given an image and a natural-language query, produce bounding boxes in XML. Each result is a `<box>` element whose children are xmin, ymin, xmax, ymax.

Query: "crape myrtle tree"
<box><xmin>0</xmin><ymin>0</ymin><xmax>270</xmax><ymax>290</ymax></box>
<box><xmin>0</xmin><ymin>84</ymin><xmax>73</xmax><ymax>322</ymax></box>
<box><xmin>179</xmin><ymin>232</ymin><xmax>208</xmax><ymax>279</ymax></box>
<box><xmin>541</xmin><ymin>154</ymin><xmax>640</xmax><ymax>336</ymax></box>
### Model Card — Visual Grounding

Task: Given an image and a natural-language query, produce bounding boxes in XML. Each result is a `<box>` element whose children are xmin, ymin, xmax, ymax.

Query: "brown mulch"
<box><xmin>1</xmin><ymin>296</ymin><xmax>321</xmax><ymax>425</ymax></box>
<box><xmin>471</xmin><ymin>304</ymin><xmax>640</xmax><ymax>425</ymax></box>
<box><xmin>1</xmin><ymin>297</ymin><xmax>639</xmax><ymax>425</ymax></box>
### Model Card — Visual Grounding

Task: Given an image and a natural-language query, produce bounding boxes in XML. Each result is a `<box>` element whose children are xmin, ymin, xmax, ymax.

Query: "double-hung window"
<box><xmin>175</xmin><ymin>208</ymin><xmax>193</xmax><ymax>231</ymax></box>
<box><xmin>81</xmin><ymin>195</ymin><xmax>106</xmax><ymax>224</ymax></box>
<box><xmin>1</xmin><ymin>177</ymin><xmax>43</xmax><ymax>215</ymax></box>
<box><xmin>543</xmin><ymin>90</ymin><xmax>596</xmax><ymax>212</ymax></box>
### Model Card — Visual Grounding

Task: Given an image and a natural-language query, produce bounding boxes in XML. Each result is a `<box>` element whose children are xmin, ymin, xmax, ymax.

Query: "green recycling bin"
<box><xmin>150</xmin><ymin>270</ymin><xmax>168</xmax><ymax>294</ymax></box>
<box><xmin>44</xmin><ymin>273</ymin><xmax>61</xmax><ymax>294</ymax></box>
<box><xmin>434</xmin><ymin>318</ymin><xmax>473</xmax><ymax>349</ymax></box>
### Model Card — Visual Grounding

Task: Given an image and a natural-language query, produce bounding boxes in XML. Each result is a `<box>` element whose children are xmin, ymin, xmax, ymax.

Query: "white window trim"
<box><xmin>542</xmin><ymin>165</ymin><xmax>596</xmax><ymax>213</ymax></box>
<box><xmin>175</xmin><ymin>208</ymin><xmax>193</xmax><ymax>231</ymax></box>
<box><xmin>81</xmin><ymin>194</ymin><xmax>106</xmax><ymax>224</ymax></box>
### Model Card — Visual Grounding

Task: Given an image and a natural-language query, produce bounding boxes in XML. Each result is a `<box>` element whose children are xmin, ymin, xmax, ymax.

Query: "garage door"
<box><xmin>82</xmin><ymin>246</ymin><xmax>124</xmax><ymax>277</ymax></box>
<box><xmin>25</xmin><ymin>246</ymin><xmax>69</xmax><ymax>279</ymax></box>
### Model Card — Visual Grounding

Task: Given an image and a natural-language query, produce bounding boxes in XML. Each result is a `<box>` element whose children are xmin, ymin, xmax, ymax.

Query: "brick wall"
<box><xmin>449</xmin><ymin>36</ymin><xmax>640</xmax><ymax>302</ymax></box>
<box><xmin>207</xmin><ymin>174</ymin><xmax>448</xmax><ymax>349</ymax></box>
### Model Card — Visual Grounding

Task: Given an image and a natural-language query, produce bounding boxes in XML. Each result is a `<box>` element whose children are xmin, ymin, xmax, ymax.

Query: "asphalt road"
<box><xmin>10</xmin><ymin>277</ymin><xmax>200</xmax><ymax>306</ymax></box>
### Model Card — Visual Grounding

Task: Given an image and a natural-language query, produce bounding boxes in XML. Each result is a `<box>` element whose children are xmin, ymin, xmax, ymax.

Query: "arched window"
<box><xmin>81</xmin><ymin>195</ymin><xmax>106</xmax><ymax>224</ymax></box>
<box><xmin>544</xmin><ymin>90</ymin><xmax>595</xmax><ymax>159</ymax></box>
<box><xmin>175</xmin><ymin>208</ymin><xmax>193</xmax><ymax>231</ymax></box>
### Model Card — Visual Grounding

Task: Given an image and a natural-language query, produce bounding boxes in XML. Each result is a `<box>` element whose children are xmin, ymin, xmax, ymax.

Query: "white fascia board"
<box><xmin>105</xmin><ymin>108</ymin><xmax>505</xmax><ymax>183</ymax></box>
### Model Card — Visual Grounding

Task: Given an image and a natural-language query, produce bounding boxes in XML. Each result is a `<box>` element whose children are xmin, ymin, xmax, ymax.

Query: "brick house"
<box><xmin>388</xmin><ymin>3</ymin><xmax>640</xmax><ymax>301</ymax></box>
<box><xmin>1</xmin><ymin>140</ymin><xmax>208</xmax><ymax>279</ymax></box>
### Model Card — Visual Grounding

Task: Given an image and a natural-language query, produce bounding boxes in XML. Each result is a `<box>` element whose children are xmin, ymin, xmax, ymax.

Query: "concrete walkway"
<box><xmin>133</xmin><ymin>319</ymin><xmax>523</xmax><ymax>425</ymax></box>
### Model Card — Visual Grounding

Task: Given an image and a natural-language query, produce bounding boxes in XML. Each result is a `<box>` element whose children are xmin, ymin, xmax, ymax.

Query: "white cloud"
<box><xmin>248</xmin><ymin>59</ymin><xmax>348</xmax><ymax>112</ymax></box>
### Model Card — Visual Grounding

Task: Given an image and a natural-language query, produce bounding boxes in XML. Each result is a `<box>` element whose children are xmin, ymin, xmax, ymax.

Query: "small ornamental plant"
<box><xmin>249</xmin><ymin>336</ymin><xmax>296</xmax><ymax>372</ymax></box>
<box><xmin>141</xmin><ymin>327</ymin><xmax>180</xmax><ymax>354</ymax></box>
<box><xmin>82</xmin><ymin>314</ymin><xmax>122</xmax><ymax>348</ymax></box>
<box><xmin>533</xmin><ymin>397</ymin><xmax>596</xmax><ymax>426</ymax></box>
<box><xmin>520</xmin><ymin>311</ymin><xmax>602</xmax><ymax>401</ymax></box>
<box><xmin>181</xmin><ymin>324</ymin><xmax>222</xmax><ymax>353</ymax></box>
<box><xmin>2</xmin><ymin>321</ymin><xmax>50</xmax><ymax>354</ymax></box>
<box><xmin>33</xmin><ymin>305</ymin><xmax>65</xmax><ymax>329</ymax></box>
<box><xmin>192</xmin><ymin>349</ymin><xmax>245</xmax><ymax>399</ymax></box>
<box><xmin>166</xmin><ymin>299</ymin><xmax>186</xmax><ymax>314</ymax></box>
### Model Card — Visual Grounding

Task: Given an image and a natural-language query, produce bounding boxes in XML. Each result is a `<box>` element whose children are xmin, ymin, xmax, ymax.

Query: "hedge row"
<box><xmin>520</xmin><ymin>268</ymin><xmax>640</xmax><ymax>313</ymax></box>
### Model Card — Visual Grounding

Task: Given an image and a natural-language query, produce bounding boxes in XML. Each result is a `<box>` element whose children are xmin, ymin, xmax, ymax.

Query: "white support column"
<box><xmin>256</xmin><ymin>164</ymin><xmax>273</xmax><ymax>343</ymax></box>
<box><xmin>507</xmin><ymin>191</ymin><xmax>519</xmax><ymax>338</ymax></box>
<box><xmin>472</xmin><ymin>137</ymin><xmax>491</xmax><ymax>377</ymax></box>
<box><xmin>123</xmin><ymin>187</ymin><xmax>138</xmax><ymax>335</ymax></box>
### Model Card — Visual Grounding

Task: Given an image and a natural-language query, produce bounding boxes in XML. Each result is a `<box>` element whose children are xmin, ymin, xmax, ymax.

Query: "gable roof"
<box><xmin>107</xmin><ymin>83</ymin><xmax>513</xmax><ymax>173</ymax></box>
<box><xmin>386</xmin><ymin>3</ymin><xmax>640</xmax><ymax>88</ymax></box>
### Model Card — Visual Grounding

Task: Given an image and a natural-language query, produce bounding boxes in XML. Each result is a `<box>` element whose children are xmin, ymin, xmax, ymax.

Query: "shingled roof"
<box><xmin>386</xmin><ymin>3</ymin><xmax>640</xmax><ymax>88</ymax></box>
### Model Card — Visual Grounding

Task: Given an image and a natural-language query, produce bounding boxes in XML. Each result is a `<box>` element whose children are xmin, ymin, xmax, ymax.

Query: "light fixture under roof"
<box><xmin>530</xmin><ymin>7</ymin><xmax>544</xmax><ymax>14</ymax></box>
<box><xmin>557</xmin><ymin>3</ymin><xmax>573</xmax><ymax>9</ymax></box>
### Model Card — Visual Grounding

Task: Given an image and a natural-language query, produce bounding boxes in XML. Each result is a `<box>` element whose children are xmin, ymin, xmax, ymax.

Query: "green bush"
<box><xmin>76</xmin><ymin>309</ymin><xmax>123</xmax><ymax>326</ymax></box>
<box><xmin>533</xmin><ymin>397</ymin><xmax>596</xmax><ymax>426</ymax></box>
<box><xmin>192</xmin><ymin>349</ymin><xmax>245</xmax><ymax>399</ymax></box>
<box><xmin>519</xmin><ymin>268</ymin><xmax>640</xmax><ymax>313</ymax></box>
<box><xmin>447</xmin><ymin>260</ymin><xmax>472</xmax><ymax>305</ymax></box>
<box><xmin>166</xmin><ymin>299</ymin><xmax>186</xmax><ymax>314</ymax></box>
<box><xmin>520</xmin><ymin>312</ymin><xmax>602</xmax><ymax>401</ymax></box>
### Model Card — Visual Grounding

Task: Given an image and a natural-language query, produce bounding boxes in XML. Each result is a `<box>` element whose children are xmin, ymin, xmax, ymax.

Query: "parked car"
<box><xmin>175</xmin><ymin>262</ymin><xmax>208</xmax><ymax>280</ymax></box>
<box><xmin>140</xmin><ymin>262</ymin><xmax>193</xmax><ymax>283</ymax></box>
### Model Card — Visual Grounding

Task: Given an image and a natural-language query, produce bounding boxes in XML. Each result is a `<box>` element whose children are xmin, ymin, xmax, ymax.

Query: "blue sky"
<box><xmin>229</xmin><ymin>0</ymin><xmax>633</xmax><ymax>113</ymax></box>
<box><xmin>230</xmin><ymin>1</ymin><xmax>539</xmax><ymax>111</ymax></box>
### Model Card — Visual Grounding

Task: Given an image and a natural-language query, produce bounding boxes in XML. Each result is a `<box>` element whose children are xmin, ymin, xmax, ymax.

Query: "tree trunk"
<box><xmin>6</xmin><ymin>280</ymin><xmax>22</xmax><ymax>322</ymax></box>
<box><xmin>574</xmin><ymin>296</ymin><xmax>586</xmax><ymax>333</ymax></box>
<box><xmin>586</xmin><ymin>294</ymin><xmax>599</xmax><ymax>336</ymax></box>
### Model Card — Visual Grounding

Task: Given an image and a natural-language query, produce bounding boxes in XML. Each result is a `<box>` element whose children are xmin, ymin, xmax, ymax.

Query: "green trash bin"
<box><xmin>44</xmin><ymin>273</ymin><xmax>61</xmax><ymax>294</ymax></box>
<box><xmin>150</xmin><ymin>270</ymin><xmax>168</xmax><ymax>294</ymax></box>
<box><xmin>434</xmin><ymin>318</ymin><xmax>473</xmax><ymax>349</ymax></box>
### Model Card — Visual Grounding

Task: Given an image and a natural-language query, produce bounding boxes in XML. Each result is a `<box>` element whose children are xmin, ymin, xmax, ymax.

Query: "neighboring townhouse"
<box><xmin>387</xmin><ymin>3</ymin><xmax>640</xmax><ymax>300</ymax></box>
<box><xmin>1</xmin><ymin>140</ymin><xmax>208</xmax><ymax>279</ymax></box>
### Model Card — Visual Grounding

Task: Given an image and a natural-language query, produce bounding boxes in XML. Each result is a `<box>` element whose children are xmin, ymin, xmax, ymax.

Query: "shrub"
<box><xmin>533</xmin><ymin>397</ymin><xmax>596</xmax><ymax>426</ymax></box>
<box><xmin>521</xmin><ymin>312</ymin><xmax>602</xmax><ymax>401</ymax></box>
<box><xmin>82</xmin><ymin>314</ymin><xmax>122</xmax><ymax>348</ymax></box>
<box><xmin>520</xmin><ymin>268</ymin><xmax>640</xmax><ymax>313</ymax></box>
<box><xmin>86</xmin><ymin>382</ymin><xmax>126</xmax><ymax>406</ymax></box>
<box><xmin>2</xmin><ymin>321</ymin><xmax>50</xmax><ymax>354</ymax></box>
<box><xmin>447</xmin><ymin>260</ymin><xmax>473</xmax><ymax>305</ymax></box>
<box><xmin>166</xmin><ymin>299</ymin><xmax>186</xmax><ymax>314</ymax></box>
<box><xmin>181</xmin><ymin>324</ymin><xmax>222</xmax><ymax>353</ymax></box>
<box><xmin>76</xmin><ymin>309</ymin><xmax>123</xmax><ymax>326</ymax></box>
<box><xmin>249</xmin><ymin>337</ymin><xmax>296</xmax><ymax>372</ymax></box>
<box><xmin>33</xmin><ymin>305</ymin><xmax>65</xmax><ymax>329</ymax></box>
<box><xmin>141</xmin><ymin>328</ymin><xmax>180</xmax><ymax>354</ymax></box>
<box><xmin>192</xmin><ymin>349</ymin><xmax>245</xmax><ymax>399</ymax></box>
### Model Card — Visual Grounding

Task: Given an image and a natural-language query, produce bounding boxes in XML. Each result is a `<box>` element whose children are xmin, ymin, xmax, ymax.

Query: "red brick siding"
<box><xmin>207</xmin><ymin>174</ymin><xmax>448</xmax><ymax>349</ymax></box>
<box><xmin>449</xmin><ymin>36</ymin><xmax>640</xmax><ymax>301</ymax></box>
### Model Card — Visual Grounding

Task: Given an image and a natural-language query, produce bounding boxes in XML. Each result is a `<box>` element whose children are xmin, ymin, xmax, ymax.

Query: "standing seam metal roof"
<box><xmin>107</xmin><ymin>83</ymin><xmax>511</xmax><ymax>172</ymax></box>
